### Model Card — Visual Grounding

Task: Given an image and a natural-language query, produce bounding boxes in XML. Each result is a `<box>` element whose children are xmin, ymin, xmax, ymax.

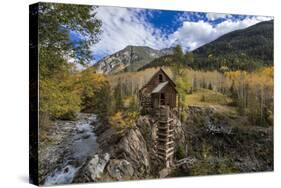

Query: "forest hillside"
<box><xmin>139</xmin><ymin>20</ymin><xmax>273</xmax><ymax>72</ymax></box>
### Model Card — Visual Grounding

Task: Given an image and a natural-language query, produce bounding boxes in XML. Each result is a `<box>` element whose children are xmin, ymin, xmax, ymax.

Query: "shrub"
<box><xmin>109</xmin><ymin>111</ymin><xmax>139</xmax><ymax>132</ymax></box>
<box><xmin>200</xmin><ymin>95</ymin><xmax>206</xmax><ymax>102</ymax></box>
<box><xmin>190</xmin><ymin>158</ymin><xmax>238</xmax><ymax>176</ymax></box>
<box><xmin>175</xmin><ymin>144</ymin><xmax>185</xmax><ymax>160</ymax></box>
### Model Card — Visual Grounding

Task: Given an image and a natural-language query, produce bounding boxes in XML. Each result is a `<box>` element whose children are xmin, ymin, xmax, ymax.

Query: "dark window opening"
<box><xmin>159</xmin><ymin>74</ymin><xmax>163</xmax><ymax>82</ymax></box>
<box><xmin>160</xmin><ymin>93</ymin><xmax>165</xmax><ymax>105</ymax></box>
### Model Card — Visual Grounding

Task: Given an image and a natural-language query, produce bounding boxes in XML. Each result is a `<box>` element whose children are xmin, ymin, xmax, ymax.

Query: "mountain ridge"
<box><xmin>95</xmin><ymin>20</ymin><xmax>273</xmax><ymax>73</ymax></box>
<box><xmin>139</xmin><ymin>20</ymin><xmax>273</xmax><ymax>71</ymax></box>
<box><xmin>191</xmin><ymin>20</ymin><xmax>273</xmax><ymax>71</ymax></box>
<box><xmin>94</xmin><ymin>45</ymin><xmax>174</xmax><ymax>74</ymax></box>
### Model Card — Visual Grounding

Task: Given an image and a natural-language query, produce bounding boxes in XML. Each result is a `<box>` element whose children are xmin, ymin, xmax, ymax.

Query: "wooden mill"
<box><xmin>139</xmin><ymin>68</ymin><xmax>178</xmax><ymax>168</ymax></box>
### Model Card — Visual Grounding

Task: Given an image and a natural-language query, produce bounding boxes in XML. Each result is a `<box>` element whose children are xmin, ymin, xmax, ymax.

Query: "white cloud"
<box><xmin>168</xmin><ymin>15</ymin><xmax>273</xmax><ymax>51</ymax></box>
<box><xmin>206</xmin><ymin>13</ymin><xmax>230</xmax><ymax>21</ymax></box>
<box><xmin>92</xmin><ymin>7</ymin><xmax>169</xmax><ymax>60</ymax></box>
<box><xmin>92</xmin><ymin>6</ymin><xmax>273</xmax><ymax>61</ymax></box>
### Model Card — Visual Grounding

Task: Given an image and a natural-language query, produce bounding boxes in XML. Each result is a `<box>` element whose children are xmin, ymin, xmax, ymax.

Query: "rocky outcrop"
<box><xmin>74</xmin><ymin>117</ymin><xmax>152</xmax><ymax>182</ymax></box>
<box><xmin>106</xmin><ymin>159</ymin><xmax>134</xmax><ymax>180</ymax></box>
<box><xmin>74</xmin><ymin>113</ymin><xmax>186</xmax><ymax>182</ymax></box>
<box><xmin>116</xmin><ymin>128</ymin><xmax>150</xmax><ymax>177</ymax></box>
<box><xmin>87</xmin><ymin>153</ymin><xmax>110</xmax><ymax>181</ymax></box>
<box><xmin>95</xmin><ymin>45</ymin><xmax>173</xmax><ymax>74</ymax></box>
<box><xmin>173</xmin><ymin>118</ymin><xmax>186</xmax><ymax>154</ymax></box>
<box><xmin>135</xmin><ymin>116</ymin><xmax>162</xmax><ymax>175</ymax></box>
<box><xmin>94</xmin><ymin>121</ymin><xmax>151</xmax><ymax>177</ymax></box>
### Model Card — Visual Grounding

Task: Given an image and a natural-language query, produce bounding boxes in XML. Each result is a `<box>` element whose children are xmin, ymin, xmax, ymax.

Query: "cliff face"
<box><xmin>73</xmin><ymin>114</ymin><xmax>185</xmax><ymax>182</ymax></box>
<box><xmin>74</xmin><ymin>117</ymin><xmax>151</xmax><ymax>182</ymax></box>
<box><xmin>74</xmin><ymin>106</ymin><xmax>273</xmax><ymax>182</ymax></box>
<box><xmin>94</xmin><ymin>45</ymin><xmax>173</xmax><ymax>74</ymax></box>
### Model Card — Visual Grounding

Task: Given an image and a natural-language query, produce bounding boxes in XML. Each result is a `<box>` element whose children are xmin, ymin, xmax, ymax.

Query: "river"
<box><xmin>43</xmin><ymin>113</ymin><xmax>98</xmax><ymax>186</ymax></box>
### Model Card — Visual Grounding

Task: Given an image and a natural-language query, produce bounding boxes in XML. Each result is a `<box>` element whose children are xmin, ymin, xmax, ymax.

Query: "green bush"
<box><xmin>190</xmin><ymin>158</ymin><xmax>238</xmax><ymax>176</ymax></box>
<box><xmin>109</xmin><ymin>111</ymin><xmax>139</xmax><ymax>132</ymax></box>
<box><xmin>175</xmin><ymin>144</ymin><xmax>185</xmax><ymax>160</ymax></box>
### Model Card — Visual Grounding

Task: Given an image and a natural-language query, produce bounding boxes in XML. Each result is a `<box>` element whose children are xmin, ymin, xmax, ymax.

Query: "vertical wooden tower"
<box><xmin>156</xmin><ymin>106</ymin><xmax>175</xmax><ymax>168</ymax></box>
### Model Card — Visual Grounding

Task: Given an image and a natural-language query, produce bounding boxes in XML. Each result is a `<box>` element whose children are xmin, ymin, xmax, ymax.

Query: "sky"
<box><xmin>82</xmin><ymin>6</ymin><xmax>273</xmax><ymax>63</ymax></box>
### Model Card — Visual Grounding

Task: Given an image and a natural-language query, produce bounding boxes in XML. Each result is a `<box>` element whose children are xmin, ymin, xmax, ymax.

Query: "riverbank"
<box><xmin>38</xmin><ymin>113</ymin><xmax>98</xmax><ymax>185</ymax></box>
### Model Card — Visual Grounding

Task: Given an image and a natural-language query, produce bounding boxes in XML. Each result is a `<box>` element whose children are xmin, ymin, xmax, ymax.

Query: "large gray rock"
<box><xmin>137</xmin><ymin>116</ymin><xmax>158</xmax><ymax>152</ymax></box>
<box><xmin>173</xmin><ymin>118</ymin><xmax>186</xmax><ymax>148</ymax></box>
<box><xmin>159</xmin><ymin>168</ymin><xmax>171</xmax><ymax>178</ymax></box>
<box><xmin>106</xmin><ymin>159</ymin><xmax>134</xmax><ymax>180</ymax></box>
<box><xmin>87</xmin><ymin>153</ymin><xmax>110</xmax><ymax>181</ymax></box>
<box><xmin>116</xmin><ymin>128</ymin><xmax>150</xmax><ymax>177</ymax></box>
<box><xmin>94</xmin><ymin>119</ymin><xmax>151</xmax><ymax>180</ymax></box>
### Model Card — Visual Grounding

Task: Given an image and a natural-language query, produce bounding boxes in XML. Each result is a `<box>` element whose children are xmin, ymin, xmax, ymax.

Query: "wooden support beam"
<box><xmin>157</xmin><ymin>132</ymin><xmax>173</xmax><ymax>137</ymax></box>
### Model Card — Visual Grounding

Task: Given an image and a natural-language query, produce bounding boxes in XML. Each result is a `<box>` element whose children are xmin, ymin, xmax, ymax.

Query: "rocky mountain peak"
<box><xmin>94</xmin><ymin>45</ymin><xmax>174</xmax><ymax>74</ymax></box>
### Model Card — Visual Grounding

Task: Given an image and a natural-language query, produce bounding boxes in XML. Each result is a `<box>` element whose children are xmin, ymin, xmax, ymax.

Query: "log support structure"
<box><xmin>156</xmin><ymin>106</ymin><xmax>175</xmax><ymax>168</ymax></box>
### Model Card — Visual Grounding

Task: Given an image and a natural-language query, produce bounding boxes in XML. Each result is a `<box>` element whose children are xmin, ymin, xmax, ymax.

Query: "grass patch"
<box><xmin>185</xmin><ymin>89</ymin><xmax>232</xmax><ymax>106</ymax></box>
<box><xmin>184</xmin><ymin>89</ymin><xmax>239</xmax><ymax>118</ymax></box>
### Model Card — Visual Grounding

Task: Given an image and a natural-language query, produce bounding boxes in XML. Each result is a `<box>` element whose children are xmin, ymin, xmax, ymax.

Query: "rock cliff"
<box><xmin>74</xmin><ymin>105</ymin><xmax>273</xmax><ymax>182</ymax></box>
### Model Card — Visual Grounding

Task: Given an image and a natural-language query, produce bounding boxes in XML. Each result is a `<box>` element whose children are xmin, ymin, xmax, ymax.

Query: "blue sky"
<box><xmin>75</xmin><ymin>6</ymin><xmax>272</xmax><ymax>64</ymax></box>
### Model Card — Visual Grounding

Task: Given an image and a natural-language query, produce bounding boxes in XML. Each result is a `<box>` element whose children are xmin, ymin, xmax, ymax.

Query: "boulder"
<box><xmin>93</xmin><ymin>118</ymin><xmax>151</xmax><ymax>179</ymax></box>
<box><xmin>87</xmin><ymin>153</ymin><xmax>110</xmax><ymax>181</ymax></box>
<box><xmin>159</xmin><ymin>168</ymin><xmax>171</xmax><ymax>178</ymax></box>
<box><xmin>137</xmin><ymin>115</ymin><xmax>158</xmax><ymax>152</ymax></box>
<box><xmin>173</xmin><ymin>118</ymin><xmax>186</xmax><ymax>150</ymax></box>
<box><xmin>116</xmin><ymin>128</ymin><xmax>150</xmax><ymax>177</ymax></box>
<box><xmin>106</xmin><ymin>159</ymin><xmax>134</xmax><ymax>180</ymax></box>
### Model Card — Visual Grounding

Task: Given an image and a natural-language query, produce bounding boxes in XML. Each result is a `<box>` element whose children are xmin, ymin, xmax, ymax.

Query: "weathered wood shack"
<box><xmin>139</xmin><ymin>68</ymin><xmax>178</xmax><ymax>114</ymax></box>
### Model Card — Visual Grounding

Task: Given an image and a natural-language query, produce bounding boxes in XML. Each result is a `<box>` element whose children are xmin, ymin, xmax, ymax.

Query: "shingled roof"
<box><xmin>151</xmin><ymin>81</ymin><xmax>169</xmax><ymax>94</ymax></box>
<box><xmin>139</xmin><ymin>68</ymin><xmax>176</xmax><ymax>93</ymax></box>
